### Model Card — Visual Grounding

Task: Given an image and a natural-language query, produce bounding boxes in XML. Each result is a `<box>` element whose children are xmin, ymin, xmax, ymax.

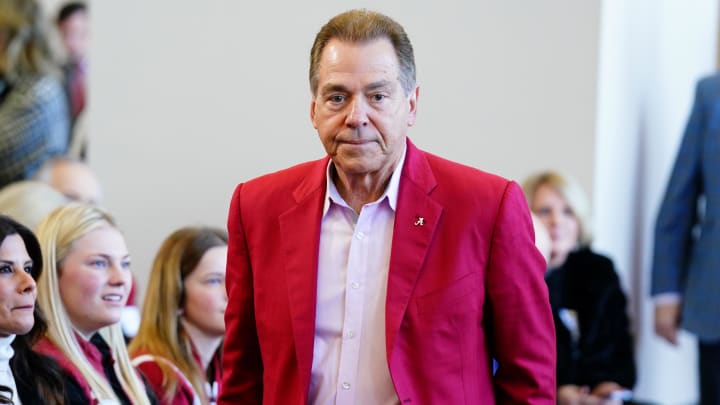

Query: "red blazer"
<box><xmin>220</xmin><ymin>140</ymin><xmax>556</xmax><ymax>404</ymax></box>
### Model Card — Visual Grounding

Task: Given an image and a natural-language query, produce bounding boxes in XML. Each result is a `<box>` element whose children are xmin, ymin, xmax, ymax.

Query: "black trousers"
<box><xmin>699</xmin><ymin>339</ymin><xmax>720</xmax><ymax>405</ymax></box>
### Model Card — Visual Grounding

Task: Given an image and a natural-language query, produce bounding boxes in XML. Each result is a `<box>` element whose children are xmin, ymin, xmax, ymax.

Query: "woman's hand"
<box><xmin>558</xmin><ymin>384</ymin><xmax>625</xmax><ymax>405</ymax></box>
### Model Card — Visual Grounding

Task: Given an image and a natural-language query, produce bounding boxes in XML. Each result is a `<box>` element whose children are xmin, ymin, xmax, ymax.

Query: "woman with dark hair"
<box><xmin>0</xmin><ymin>214</ymin><xmax>65</xmax><ymax>404</ymax></box>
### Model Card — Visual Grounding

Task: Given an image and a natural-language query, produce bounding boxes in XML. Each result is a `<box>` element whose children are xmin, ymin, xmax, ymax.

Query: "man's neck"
<box><xmin>332</xmin><ymin>165</ymin><xmax>394</xmax><ymax>214</ymax></box>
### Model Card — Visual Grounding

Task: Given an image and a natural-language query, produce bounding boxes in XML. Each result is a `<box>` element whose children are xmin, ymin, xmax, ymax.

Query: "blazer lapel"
<box><xmin>386</xmin><ymin>140</ymin><xmax>443</xmax><ymax>356</ymax></box>
<box><xmin>278</xmin><ymin>157</ymin><xmax>328</xmax><ymax>397</ymax></box>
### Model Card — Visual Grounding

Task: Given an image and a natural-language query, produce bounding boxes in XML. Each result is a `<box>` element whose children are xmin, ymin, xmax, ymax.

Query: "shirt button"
<box><xmin>356</xmin><ymin>231</ymin><xmax>364</xmax><ymax>240</ymax></box>
<box><xmin>341</xmin><ymin>382</ymin><xmax>351</xmax><ymax>390</ymax></box>
<box><xmin>351</xmin><ymin>282</ymin><xmax>360</xmax><ymax>290</ymax></box>
<box><xmin>346</xmin><ymin>330</ymin><xmax>355</xmax><ymax>339</ymax></box>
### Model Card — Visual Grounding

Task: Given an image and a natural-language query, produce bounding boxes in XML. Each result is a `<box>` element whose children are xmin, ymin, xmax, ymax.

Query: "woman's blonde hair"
<box><xmin>0</xmin><ymin>0</ymin><xmax>59</xmax><ymax>81</ymax></box>
<box><xmin>35</xmin><ymin>203</ymin><xmax>151</xmax><ymax>405</ymax></box>
<box><xmin>522</xmin><ymin>170</ymin><xmax>593</xmax><ymax>246</ymax></box>
<box><xmin>129</xmin><ymin>226</ymin><xmax>227</xmax><ymax>403</ymax></box>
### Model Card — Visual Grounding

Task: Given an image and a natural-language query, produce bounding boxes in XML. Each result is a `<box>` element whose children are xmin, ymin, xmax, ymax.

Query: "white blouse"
<box><xmin>0</xmin><ymin>335</ymin><xmax>20</xmax><ymax>405</ymax></box>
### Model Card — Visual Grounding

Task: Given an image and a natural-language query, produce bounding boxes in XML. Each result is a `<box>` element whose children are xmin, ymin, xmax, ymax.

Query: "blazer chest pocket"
<box><xmin>414</xmin><ymin>272</ymin><xmax>482</xmax><ymax>320</ymax></box>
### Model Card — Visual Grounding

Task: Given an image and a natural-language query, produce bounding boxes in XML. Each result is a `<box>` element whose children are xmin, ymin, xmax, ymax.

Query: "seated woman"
<box><xmin>129</xmin><ymin>227</ymin><xmax>227</xmax><ymax>405</ymax></box>
<box><xmin>33</xmin><ymin>204</ymin><xmax>156</xmax><ymax>404</ymax></box>
<box><xmin>0</xmin><ymin>215</ymin><xmax>66</xmax><ymax>404</ymax></box>
<box><xmin>522</xmin><ymin>171</ymin><xmax>636</xmax><ymax>405</ymax></box>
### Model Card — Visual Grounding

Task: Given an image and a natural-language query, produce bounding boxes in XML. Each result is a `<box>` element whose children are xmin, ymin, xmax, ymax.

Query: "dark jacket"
<box><xmin>546</xmin><ymin>248</ymin><xmax>636</xmax><ymax>389</ymax></box>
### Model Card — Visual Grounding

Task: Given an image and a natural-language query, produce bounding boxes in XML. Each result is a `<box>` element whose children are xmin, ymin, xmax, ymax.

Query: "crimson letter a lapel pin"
<box><xmin>414</xmin><ymin>216</ymin><xmax>425</xmax><ymax>226</ymax></box>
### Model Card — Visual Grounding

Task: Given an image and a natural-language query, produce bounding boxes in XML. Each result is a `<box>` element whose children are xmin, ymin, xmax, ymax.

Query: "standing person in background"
<box><xmin>652</xmin><ymin>73</ymin><xmax>720</xmax><ymax>405</ymax></box>
<box><xmin>523</xmin><ymin>170</ymin><xmax>635</xmax><ymax>405</ymax></box>
<box><xmin>56</xmin><ymin>1</ymin><xmax>87</xmax><ymax>124</ymax></box>
<box><xmin>55</xmin><ymin>1</ymin><xmax>88</xmax><ymax>159</ymax></box>
<box><xmin>221</xmin><ymin>9</ymin><xmax>555</xmax><ymax>404</ymax></box>
<box><xmin>0</xmin><ymin>215</ymin><xmax>68</xmax><ymax>404</ymax></box>
<box><xmin>130</xmin><ymin>226</ymin><xmax>227</xmax><ymax>405</ymax></box>
<box><xmin>34</xmin><ymin>204</ymin><xmax>157</xmax><ymax>404</ymax></box>
<box><xmin>0</xmin><ymin>0</ymin><xmax>69</xmax><ymax>188</ymax></box>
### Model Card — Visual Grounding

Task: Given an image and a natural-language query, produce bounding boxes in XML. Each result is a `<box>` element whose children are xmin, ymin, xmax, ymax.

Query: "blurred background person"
<box><xmin>652</xmin><ymin>73</ymin><xmax>720</xmax><ymax>405</ymax></box>
<box><xmin>55</xmin><ymin>1</ymin><xmax>87</xmax><ymax>159</ymax></box>
<box><xmin>523</xmin><ymin>170</ymin><xmax>635</xmax><ymax>405</ymax></box>
<box><xmin>0</xmin><ymin>180</ymin><xmax>70</xmax><ymax>231</ymax></box>
<box><xmin>0</xmin><ymin>0</ymin><xmax>69</xmax><ymax>188</ymax></box>
<box><xmin>34</xmin><ymin>157</ymin><xmax>102</xmax><ymax>205</ymax></box>
<box><xmin>0</xmin><ymin>215</ymin><xmax>67</xmax><ymax>404</ymax></box>
<box><xmin>56</xmin><ymin>1</ymin><xmax>86</xmax><ymax>123</ymax></box>
<box><xmin>130</xmin><ymin>226</ymin><xmax>227</xmax><ymax>405</ymax></box>
<box><xmin>33</xmin><ymin>204</ymin><xmax>156</xmax><ymax>404</ymax></box>
<box><xmin>532</xmin><ymin>212</ymin><xmax>552</xmax><ymax>265</ymax></box>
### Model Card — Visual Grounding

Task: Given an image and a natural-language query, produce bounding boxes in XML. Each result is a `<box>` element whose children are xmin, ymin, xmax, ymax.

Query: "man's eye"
<box><xmin>372</xmin><ymin>94</ymin><xmax>386</xmax><ymax>101</ymax></box>
<box><xmin>329</xmin><ymin>95</ymin><xmax>345</xmax><ymax>103</ymax></box>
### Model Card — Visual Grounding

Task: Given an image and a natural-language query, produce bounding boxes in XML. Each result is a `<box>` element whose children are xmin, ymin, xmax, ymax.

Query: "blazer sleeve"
<box><xmin>219</xmin><ymin>183</ymin><xmax>264</xmax><ymax>405</ymax></box>
<box><xmin>651</xmin><ymin>77</ymin><xmax>708</xmax><ymax>296</ymax></box>
<box><xmin>486</xmin><ymin>181</ymin><xmax>556</xmax><ymax>404</ymax></box>
<box><xmin>577</xmin><ymin>259</ymin><xmax>636</xmax><ymax>389</ymax></box>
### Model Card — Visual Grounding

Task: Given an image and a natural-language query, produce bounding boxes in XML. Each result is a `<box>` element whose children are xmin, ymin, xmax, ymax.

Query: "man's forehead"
<box><xmin>319</xmin><ymin>38</ymin><xmax>398</xmax><ymax>66</ymax></box>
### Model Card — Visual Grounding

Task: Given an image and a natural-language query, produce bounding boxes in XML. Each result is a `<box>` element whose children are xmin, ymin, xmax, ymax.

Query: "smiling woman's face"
<box><xmin>58</xmin><ymin>225</ymin><xmax>132</xmax><ymax>337</ymax></box>
<box><xmin>531</xmin><ymin>183</ymin><xmax>581</xmax><ymax>268</ymax></box>
<box><xmin>0</xmin><ymin>234</ymin><xmax>37</xmax><ymax>337</ymax></box>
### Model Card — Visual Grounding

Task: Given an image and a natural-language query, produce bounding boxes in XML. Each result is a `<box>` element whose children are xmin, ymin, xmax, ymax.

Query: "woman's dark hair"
<box><xmin>0</xmin><ymin>215</ymin><xmax>42</xmax><ymax>277</ymax></box>
<box><xmin>0</xmin><ymin>215</ymin><xmax>65</xmax><ymax>404</ymax></box>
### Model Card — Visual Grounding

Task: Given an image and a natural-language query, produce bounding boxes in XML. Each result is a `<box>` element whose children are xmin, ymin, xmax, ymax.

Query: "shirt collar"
<box><xmin>323</xmin><ymin>144</ymin><xmax>407</xmax><ymax>216</ymax></box>
<box><xmin>0</xmin><ymin>335</ymin><xmax>15</xmax><ymax>365</ymax></box>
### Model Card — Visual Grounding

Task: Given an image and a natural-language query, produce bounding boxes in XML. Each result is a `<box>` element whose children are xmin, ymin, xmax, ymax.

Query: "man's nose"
<box><xmin>345</xmin><ymin>98</ymin><xmax>369</xmax><ymax>128</ymax></box>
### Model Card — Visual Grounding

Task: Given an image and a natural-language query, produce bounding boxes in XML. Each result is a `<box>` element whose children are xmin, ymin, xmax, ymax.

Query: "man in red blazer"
<box><xmin>221</xmin><ymin>9</ymin><xmax>555</xmax><ymax>405</ymax></box>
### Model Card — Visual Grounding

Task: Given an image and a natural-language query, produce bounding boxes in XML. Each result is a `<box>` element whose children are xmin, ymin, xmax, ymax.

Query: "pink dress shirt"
<box><xmin>309</xmin><ymin>148</ymin><xmax>406</xmax><ymax>405</ymax></box>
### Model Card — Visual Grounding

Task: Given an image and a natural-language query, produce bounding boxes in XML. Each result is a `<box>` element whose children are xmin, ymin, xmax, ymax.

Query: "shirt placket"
<box><xmin>335</xmin><ymin>204</ymin><xmax>375</xmax><ymax>405</ymax></box>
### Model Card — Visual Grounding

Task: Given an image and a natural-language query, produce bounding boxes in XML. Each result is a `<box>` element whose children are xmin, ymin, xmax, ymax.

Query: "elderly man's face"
<box><xmin>311</xmin><ymin>38</ymin><xmax>418</xmax><ymax>180</ymax></box>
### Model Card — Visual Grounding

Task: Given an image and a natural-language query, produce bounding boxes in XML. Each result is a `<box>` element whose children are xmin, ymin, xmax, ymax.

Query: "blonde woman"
<box><xmin>129</xmin><ymin>227</ymin><xmax>227</xmax><ymax>405</ymax></box>
<box><xmin>33</xmin><ymin>204</ymin><xmax>156</xmax><ymax>404</ymax></box>
<box><xmin>523</xmin><ymin>171</ymin><xmax>635</xmax><ymax>405</ymax></box>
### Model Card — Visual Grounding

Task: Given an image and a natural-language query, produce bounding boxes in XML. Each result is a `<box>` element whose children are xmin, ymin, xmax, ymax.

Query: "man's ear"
<box><xmin>407</xmin><ymin>86</ymin><xmax>419</xmax><ymax>126</ymax></box>
<box><xmin>310</xmin><ymin>98</ymin><xmax>318</xmax><ymax>129</ymax></box>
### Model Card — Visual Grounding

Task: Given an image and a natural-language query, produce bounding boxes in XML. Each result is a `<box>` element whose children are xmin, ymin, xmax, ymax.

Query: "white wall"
<box><xmin>88</xmin><ymin>1</ymin><xmax>601</xmax><ymax>303</ymax></box>
<box><xmin>594</xmin><ymin>0</ymin><xmax>718</xmax><ymax>403</ymax></box>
